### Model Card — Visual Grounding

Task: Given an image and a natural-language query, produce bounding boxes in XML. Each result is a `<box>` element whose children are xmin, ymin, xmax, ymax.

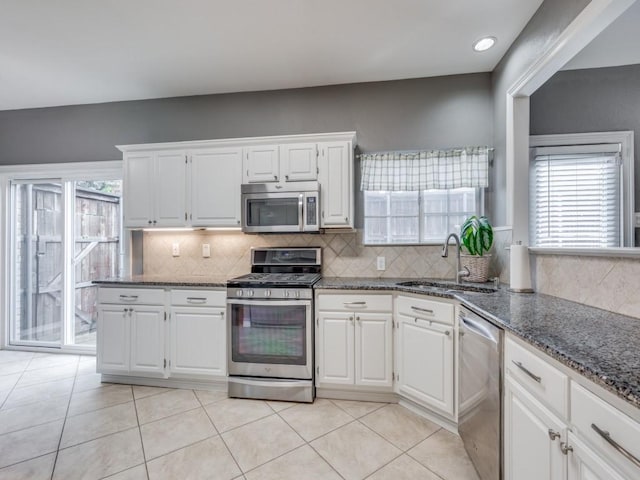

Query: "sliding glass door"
<box><xmin>10</xmin><ymin>178</ymin><xmax>122</xmax><ymax>351</ymax></box>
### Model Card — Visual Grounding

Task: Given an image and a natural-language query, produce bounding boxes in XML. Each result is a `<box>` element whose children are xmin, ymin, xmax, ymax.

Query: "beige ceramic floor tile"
<box><xmin>0</xmin><ymin>360</ymin><xmax>30</xmax><ymax>377</ymax></box>
<box><xmin>0</xmin><ymin>373</ymin><xmax>21</xmax><ymax>392</ymax></box>
<box><xmin>408</xmin><ymin>429</ymin><xmax>480</xmax><ymax>480</ymax></box>
<box><xmin>68</xmin><ymin>384</ymin><xmax>133</xmax><ymax>416</ymax></box>
<box><xmin>0</xmin><ymin>351</ymin><xmax>33</xmax><ymax>364</ymax></box>
<box><xmin>76</xmin><ymin>357</ymin><xmax>97</xmax><ymax>376</ymax></box>
<box><xmin>61</xmin><ymin>401</ymin><xmax>138</xmax><ymax>448</ymax></box>
<box><xmin>310</xmin><ymin>422</ymin><xmax>402</xmax><ymax>480</ymax></box>
<box><xmin>278</xmin><ymin>399</ymin><xmax>353</xmax><ymax>441</ymax></box>
<box><xmin>205</xmin><ymin>398</ymin><xmax>273</xmax><ymax>433</ymax></box>
<box><xmin>72</xmin><ymin>372</ymin><xmax>108</xmax><ymax>393</ymax></box>
<box><xmin>103</xmin><ymin>464</ymin><xmax>148</xmax><ymax>480</ymax></box>
<box><xmin>360</xmin><ymin>404</ymin><xmax>441</xmax><ymax>450</ymax></box>
<box><xmin>53</xmin><ymin>427</ymin><xmax>144</xmax><ymax>480</ymax></box>
<box><xmin>245</xmin><ymin>445</ymin><xmax>341</xmax><ymax>480</ymax></box>
<box><xmin>133</xmin><ymin>385</ymin><xmax>174</xmax><ymax>400</ymax></box>
<box><xmin>141</xmin><ymin>407</ymin><xmax>217</xmax><ymax>460</ymax></box>
<box><xmin>366</xmin><ymin>454</ymin><xmax>441</xmax><ymax>480</ymax></box>
<box><xmin>265</xmin><ymin>400</ymin><xmax>297</xmax><ymax>412</ymax></box>
<box><xmin>147</xmin><ymin>436</ymin><xmax>241</xmax><ymax>480</ymax></box>
<box><xmin>0</xmin><ymin>395</ymin><xmax>69</xmax><ymax>435</ymax></box>
<box><xmin>0</xmin><ymin>452</ymin><xmax>56</xmax><ymax>480</ymax></box>
<box><xmin>331</xmin><ymin>400</ymin><xmax>386</xmax><ymax>418</ymax></box>
<box><xmin>194</xmin><ymin>389</ymin><xmax>228</xmax><ymax>406</ymax></box>
<box><xmin>222</xmin><ymin>415</ymin><xmax>304</xmax><ymax>472</ymax></box>
<box><xmin>136</xmin><ymin>389</ymin><xmax>200</xmax><ymax>424</ymax></box>
<box><xmin>2</xmin><ymin>378</ymin><xmax>73</xmax><ymax>409</ymax></box>
<box><xmin>0</xmin><ymin>420</ymin><xmax>63</xmax><ymax>469</ymax></box>
<box><xmin>27</xmin><ymin>354</ymin><xmax>79</xmax><ymax>371</ymax></box>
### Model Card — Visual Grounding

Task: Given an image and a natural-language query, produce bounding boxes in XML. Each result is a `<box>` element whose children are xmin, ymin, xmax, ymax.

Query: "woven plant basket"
<box><xmin>461</xmin><ymin>254</ymin><xmax>491</xmax><ymax>283</ymax></box>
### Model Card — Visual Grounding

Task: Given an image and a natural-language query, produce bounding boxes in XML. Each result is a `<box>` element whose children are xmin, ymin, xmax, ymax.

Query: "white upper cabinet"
<box><xmin>318</xmin><ymin>141</ymin><xmax>353</xmax><ymax>228</ymax></box>
<box><xmin>190</xmin><ymin>148</ymin><xmax>242</xmax><ymax>227</ymax></box>
<box><xmin>119</xmin><ymin>132</ymin><xmax>355</xmax><ymax>229</ymax></box>
<box><xmin>280</xmin><ymin>143</ymin><xmax>318</xmax><ymax>182</ymax></box>
<box><xmin>243</xmin><ymin>145</ymin><xmax>280</xmax><ymax>183</ymax></box>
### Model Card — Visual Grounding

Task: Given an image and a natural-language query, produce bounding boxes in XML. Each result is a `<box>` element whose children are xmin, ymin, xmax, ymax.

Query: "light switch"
<box><xmin>172</xmin><ymin>243</ymin><xmax>180</xmax><ymax>257</ymax></box>
<box><xmin>376</xmin><ymin>256</ymin><xmax>386</xmax><ymax>271</ymax></box>
<box><xmin>202</xmin><ymin>244</ymin><xmax>211</xmax><ymax>258</ymax></box>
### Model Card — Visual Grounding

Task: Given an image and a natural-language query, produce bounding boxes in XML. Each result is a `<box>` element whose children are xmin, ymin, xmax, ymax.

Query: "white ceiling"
<box><xmin>563</xmin><ymin>0</ymin><xmax>640</xmax><ymax>70</ymax></box>
<box><xmin>0</xmin><ymin>0</ymin><xmax>544</xmax><ymax>111</ymax></box>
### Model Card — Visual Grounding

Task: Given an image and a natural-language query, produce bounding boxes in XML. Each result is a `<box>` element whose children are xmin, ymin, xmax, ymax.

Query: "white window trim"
<box><xmin>0</xmin><ymin>160</ymin><xmax>123</xmax><ymax>352</ymax></box>
<box><xmin>529</xmin><ymin>131</ymin><xmax>634</xmax><ymax>251</ymax></box>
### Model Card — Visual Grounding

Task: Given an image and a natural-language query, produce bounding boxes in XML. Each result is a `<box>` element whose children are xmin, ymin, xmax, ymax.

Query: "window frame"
<box><xmin>0</xmin><ymin>161</ymin><xmax>124</xmax><ymax>352</ymax></box>
<box><xmin>363</xmin><ymin>188</ymin><xmax>484</xmax><ymax>246</ymax></box>
<box><xmin>528</xmin><ymin>131</ymin><xmax>634</xmax><ymax>250</ymax></box>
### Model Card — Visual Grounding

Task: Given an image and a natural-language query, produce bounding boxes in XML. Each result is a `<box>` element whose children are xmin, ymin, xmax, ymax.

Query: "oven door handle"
<box><xmin>226</xmin><ymin>299</ymin><xmax>312</xmax><ymax>307</ymax></box>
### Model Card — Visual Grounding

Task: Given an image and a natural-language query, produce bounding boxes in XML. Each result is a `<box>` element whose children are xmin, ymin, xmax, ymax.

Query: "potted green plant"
<box><xmin>460</xmin><ymin>215</ymin><xmax>494</xmax><ymax>282</ymax></box>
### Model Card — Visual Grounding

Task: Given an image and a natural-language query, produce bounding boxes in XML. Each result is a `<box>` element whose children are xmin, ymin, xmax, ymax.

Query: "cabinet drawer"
<box><xmin>571</xmin><ymin>382</ymin><xmax>640</xmax><ymax>476</ymax></box>
<box><xmin>395</xmin><ymin>295</ymin><xmax>454</xmax><ymax>325</ymax></box>
<box><xmin>316</xmin><ymin>293</ymin><xmax>392</xmax><ymax>312</ymax></box>
<box><xmin>505</xmin><ymin>337</ymin><xmax>569</xmax><ymax>418</ymax></box>
<box><xmin>170</xmin><ymin>289</ymin><xmax>226</xmax><ymax>307</ymax></box>
<box><xmin>98</xmin><ymin>287</ymin><xmax>165</xmax><ymax>305</ymax></box>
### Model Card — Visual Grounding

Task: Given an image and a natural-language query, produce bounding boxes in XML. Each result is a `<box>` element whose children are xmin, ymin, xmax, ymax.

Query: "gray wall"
<box><xmin>531</xmin><ymin>63</ymin><xmax>640</xmax><ymax>218</ymax></box>
<box><xmin>0</xmin><ymin>74</ymin><xmax>492</xmax><ymax>166</ymax></box>
<box><xmin>490</xmin><ymin>0</ymin><xmax>591</xmax><ymax>226</ymax></box>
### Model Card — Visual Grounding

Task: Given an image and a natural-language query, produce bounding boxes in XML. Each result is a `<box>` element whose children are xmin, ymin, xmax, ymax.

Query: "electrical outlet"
<box><xmin>202</xmin><ymin>244</ymin><xmax>211</xmax><ymax>258</ymax></box>
<box><xmin>376</xmin><ymin>256</ymin><xmax>386</xmax><ymax>271</ymax></box>
<box><xmin>172</xmin><ymin>243</ymin><xmax>180</xmax><ymax>257</ymax></box>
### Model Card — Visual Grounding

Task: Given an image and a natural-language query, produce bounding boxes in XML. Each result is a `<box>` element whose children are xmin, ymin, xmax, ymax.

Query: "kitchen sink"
<box><xmin>396</xmin><ymin>280</ymin><xmax>497</xmax><ymax>294</ymax></box>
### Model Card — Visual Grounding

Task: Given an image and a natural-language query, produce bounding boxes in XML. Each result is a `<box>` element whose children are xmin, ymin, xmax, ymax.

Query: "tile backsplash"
<box><xmin>143</xmin><ymin>231</ymin><xmax>468</xmax><ymax>280</ymax></box>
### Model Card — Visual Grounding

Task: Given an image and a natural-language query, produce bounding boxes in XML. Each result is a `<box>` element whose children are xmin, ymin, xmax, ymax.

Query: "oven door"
<box><xmin>242</xmin><ymin>192</ymin><xmax>304</xmax><ymax>233</ymax></box>
<box><xmin>227</xmin><ymin>299</ymin><xmax>313</xmax><ymax>379</ymax></box>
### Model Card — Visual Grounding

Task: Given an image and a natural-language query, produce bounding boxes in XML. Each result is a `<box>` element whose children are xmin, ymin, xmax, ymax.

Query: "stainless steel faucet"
<box><xmin>441</xmin><ymin>233</ymin><xmax>470</xmax><ymax>284</ymax></box>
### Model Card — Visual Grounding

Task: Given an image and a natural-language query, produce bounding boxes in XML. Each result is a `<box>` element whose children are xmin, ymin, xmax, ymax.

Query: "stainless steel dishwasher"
<box><xmin>458</xmin><ymin>306</ymin><xmax>503</xmax><ymax>480</ymax></box>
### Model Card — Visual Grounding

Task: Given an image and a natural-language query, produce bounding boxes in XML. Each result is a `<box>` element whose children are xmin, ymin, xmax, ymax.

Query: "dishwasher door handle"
<box><xmin>461</xmin><ymin>316</ymin><xmax>498</xmax><ymax>343</ymax></box>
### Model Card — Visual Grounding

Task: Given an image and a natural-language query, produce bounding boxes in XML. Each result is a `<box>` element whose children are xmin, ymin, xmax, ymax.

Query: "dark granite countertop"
<box><xmin>316</xmin><ymin>277</ymin><xmax>640</xmax><ymax>410</ymax></box>
<box><xmin>94</xmin><ymin>275</ymin><xmax>228</xmax><ymax>288</ymax></box>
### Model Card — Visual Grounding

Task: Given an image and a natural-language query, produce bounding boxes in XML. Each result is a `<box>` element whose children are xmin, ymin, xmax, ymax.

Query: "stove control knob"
<box><xmin>284</xmin><ymin>290</ymin><xmax>290</xmax><ymax>298</ymax></box>
<box><xmin>236</xmin><ymin>290</ymin><xmax>243</xmax><ymax>297</ymax></box>
<box><xmin>248</xmin><ymin>290</ymin><xmax>254</xmax><ymax>297</ymax></box>
<box><xmin>295</xmin><ymin>291</ymin><xmax>300</xmax><ymax>299</ymax></box>
<box><xmin>265</xmin><ymin>290</ymin><xmax>271</xmax><ymax>297</ymax></box>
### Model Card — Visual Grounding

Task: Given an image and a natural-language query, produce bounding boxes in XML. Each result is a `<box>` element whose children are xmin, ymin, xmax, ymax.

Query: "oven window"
<box><xmin>231</xmin><ymin>304</ymin><xmax>307</xmax><ymax>365</ymax></box>
<box><xmin>246</xmin><ymin>198</ymin><xmax>299</xmax><ymax>227</ymax></box>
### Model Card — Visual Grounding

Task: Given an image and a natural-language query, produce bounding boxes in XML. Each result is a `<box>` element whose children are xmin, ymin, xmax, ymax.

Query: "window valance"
<box><xmin>360</xmin><ymin>146</ymin><xmax>490</xmax><ymax>191</ymax></box>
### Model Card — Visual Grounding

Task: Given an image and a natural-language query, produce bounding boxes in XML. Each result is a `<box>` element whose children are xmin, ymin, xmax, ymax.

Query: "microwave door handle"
<box><xmin>298</xmin><ymin>193</ymin><xmax>304</xmax><ymax>231</ymax></box>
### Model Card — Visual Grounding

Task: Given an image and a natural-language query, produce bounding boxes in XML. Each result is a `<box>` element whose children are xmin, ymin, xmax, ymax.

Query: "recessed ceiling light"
<box><xmin>473</xmin><ymin>36</ymin><xmax>497</xmax><ymax>52</ymax></box>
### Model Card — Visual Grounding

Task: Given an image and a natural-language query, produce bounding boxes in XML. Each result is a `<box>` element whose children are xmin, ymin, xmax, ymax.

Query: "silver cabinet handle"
<box><xmin>343</xmin><ymin>301</ymin><xmax>366</xmax><ymax>306</ymax></box>
<box><xmin>444</xmin><ymin>330</ymin><xmax>450</xmax><ymax>336</ymax></box>
<box><xmin>285</xmin><ymin>175</ymin><xmax>289</xmax><ymax>180</ymax></box>
<box><xmin>512</xmin><ymin>360</ymin><xmax>542</xmax><ymax>383</ymax></box>
<box><xmin>411</xmin><ymin>306</ymin><xmax>434</xmax><ymax>315</ymax></box>
<box><xmin>548</xmin><ymin>429</ymin><xmax>561</xmax><ymax>441</ymax></box>
<box><xmin>119</xmin><ymin>295</ymin><xmax>138</xmax><ymax>302</ymax></box>
<box><xmin>219</xmin><ymin>312</ymin><xmax>224</xmax><ymax>317</ymax></box>
<box><xmin>186</xmin><ymin>297</ymin><xmax>207</xmax><ymax>304</ymax></box>
<box><xmin>591</xmin><ymin>423</ymin><xmax>640</xmax><ymax>468</ymax></box>
<box><xmin>356</xmin><ymin>316</ymin><xmax>360</xmax><ymax>322</ymax></box>
<box><xmin>274</xmin><ymin>175</ymin><xmax>278</xmax><ymax>181</ymax></box>
<box><xmin>560</xmin><ymin>442</ymin><xmax>573</xmax><ymax>455</ymax></box>
<box><xmin>349</xmin><ymin>316</ymin><xmax>354</xmax><ymax>323</ymax></box>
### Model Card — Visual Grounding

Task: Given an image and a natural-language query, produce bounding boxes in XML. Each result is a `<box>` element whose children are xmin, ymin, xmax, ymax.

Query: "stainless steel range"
<box><xmin>226</xmin><ymin>247</ymin><xmax>321</xmax><ymax>403</ymax></box>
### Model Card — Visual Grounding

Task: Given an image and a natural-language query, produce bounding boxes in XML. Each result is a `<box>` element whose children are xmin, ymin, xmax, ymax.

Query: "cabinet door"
<box><xmin>567</xmin><ymin>432</ymin><xmax>627</xmax><ymax>480</ymax></box>
<box><xmin>280</xmin><ymin>143</ymin><xmax>318</xmax><ymax>182</ymax></box>
<box><xmin>504</xmin><ymin>378</ymin><xmax>567</xmax><ymax>480</ymax></box>
<box><xmin>317</xmin><ymin>312</ymin><xmax>354</xmax><ymax>385</ymax></box>
<box><xmin>244</xmin><ymin>145</ymin><xmax>280</xmax><ymax>183</ymax></box>
<box><xmin>130</xmin><ymin>306</ymin><xmax>166</xmax><ymax>377</ymax></box>
<box><xmin>190</xmin><ymin>148</ymin><xmax>242</xmax><ymax>227</ymax></box>
<box><xmin>355</xmin><ymin>313</ymin><xmax>392</xmax><ymax>387</ymax></box>
<box><xmin>170</xmin><ymin>307</ymin><xmax>226</xmax><ymax>377</ymax></box>
<box><xmin>396</xmin><ymin>314</ymin><xmax>454</xmax><ymax>416</ymax></box>
<box><xmin>155</xmin><ymin>152</ymin><xmax>188</xmax><ymax>227</ymax></box>
<box><xmin>97</xmin><ymin>305</ymin><xmax>130</xmax><ymax>374</ymax></box>
<box><xmin>318</xmin><ymin>141</ymin><xmax>353</xmax><ymax>227</ymax></box>
<box><xmin>123</xmin><ymin>153</ymin><xmax>155</xmax><ymax>227</ymax></box>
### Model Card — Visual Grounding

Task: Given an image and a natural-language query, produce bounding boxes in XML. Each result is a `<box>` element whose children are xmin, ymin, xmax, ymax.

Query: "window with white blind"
<box><xmin>529</xmin><ymin>132</ymin><xmax>634</xmax><ymax>249</ymax></box>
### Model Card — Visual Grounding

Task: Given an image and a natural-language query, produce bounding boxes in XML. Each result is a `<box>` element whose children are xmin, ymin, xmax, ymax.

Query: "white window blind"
<box><xmin>530</xmin><ymin>144</ymin><xmax>622</xmax><ymax>248</ymax></box>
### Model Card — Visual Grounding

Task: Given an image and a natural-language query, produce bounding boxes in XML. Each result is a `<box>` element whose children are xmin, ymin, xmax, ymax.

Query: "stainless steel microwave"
<box><xmin>241</xmin><ymin>182</ymin><xmax>320</xmax><ymax>233</ymax></box>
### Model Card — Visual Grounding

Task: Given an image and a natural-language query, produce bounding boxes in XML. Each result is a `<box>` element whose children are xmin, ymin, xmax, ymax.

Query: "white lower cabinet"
<box><xmin>567</xmin><ymin>432</ymin><xmax>627</xmax><ymax>480</ymax></box>
<box><xmin>98</xmin><ymin>303</ymin><xmax>166</xmax><ymax>377</ymax></box>
<box><xmin>169</xmin><ymin>306</ymin><xmax>226</xmax><ymax>377</ymax></box>
<box><xmin>504</xmin><ymin>378</ymin><xmax>567</xmax><ymax>480</ymax></box>
<box><xmin>395</xmin><ymin>312</ymin><xmax>454</xmax><ymax>416</ymax></box>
